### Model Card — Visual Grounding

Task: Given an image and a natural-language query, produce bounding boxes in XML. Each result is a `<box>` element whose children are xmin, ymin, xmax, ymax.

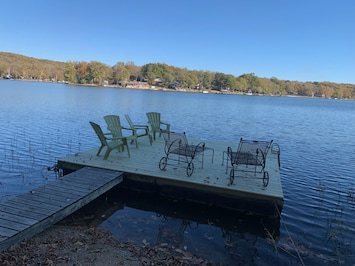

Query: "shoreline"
<box><xmin>1</xmin><ymin>78</ymin><xmax>352</xmax><ymax>100</ymax></box>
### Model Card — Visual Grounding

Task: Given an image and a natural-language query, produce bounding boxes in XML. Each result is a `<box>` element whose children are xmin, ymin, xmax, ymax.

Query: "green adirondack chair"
<box><xmin>146</xmin><ymin>112</ymin><xmax>170</xmax><ymax>141</ymax></box>
<box><xmin>89</xmin><ymin>121</ymin><xmax>130</xmax><ymax>159</ymax></box>
<box><xmin>124</xmin><ymin>114</ymin><xmax>152</xmax><ymax>147</ymax></box>
<box><xmin>104</xmin><ymin>115</ymin><xmax>132</xmax><ymax>138</ymax></box>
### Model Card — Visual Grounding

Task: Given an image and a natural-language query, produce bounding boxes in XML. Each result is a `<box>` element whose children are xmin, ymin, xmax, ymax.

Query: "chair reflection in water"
<box><xmin>156</xmin><ymin>215</ymin><xmax>197</xmax><ymax>247</ymax></box>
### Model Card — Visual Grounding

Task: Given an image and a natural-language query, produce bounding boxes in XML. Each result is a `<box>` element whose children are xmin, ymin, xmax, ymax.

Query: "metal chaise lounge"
<box><xmin>227</xmin><ymin>138</ymin><xmax>273</xmax><ymax>186</ymax></box>
<box><xmin>159</xmin><ymin>131</ymin><xmax>205</xmax><ymax>176</ymax></box>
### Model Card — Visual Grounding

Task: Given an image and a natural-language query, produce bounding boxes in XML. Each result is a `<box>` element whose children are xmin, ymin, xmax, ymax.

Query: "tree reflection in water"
<box><xmin>97</xmin><ymin>188</ymin><xmax>280</xmax><ymax>264</ymax></box>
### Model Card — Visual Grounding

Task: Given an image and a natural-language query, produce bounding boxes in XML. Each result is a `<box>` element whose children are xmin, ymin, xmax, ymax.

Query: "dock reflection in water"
<box><xmin>99</xmin><ymin>188</ymin><xmax>280</xmax><ymax>264</ymax></box>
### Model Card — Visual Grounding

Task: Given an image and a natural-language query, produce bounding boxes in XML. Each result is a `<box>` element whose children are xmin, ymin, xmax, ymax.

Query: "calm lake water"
<box><xmin>1</xmin><ymin>80</ymin><xmax>354</xmax><ymax>265</ymax></box>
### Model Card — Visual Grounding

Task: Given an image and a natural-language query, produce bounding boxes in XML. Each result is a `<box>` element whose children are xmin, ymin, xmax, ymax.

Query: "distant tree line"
<box><xmin>1</xmin><ymin>52</ymin><xmax>354</xmax><ymax>99</ymax></box>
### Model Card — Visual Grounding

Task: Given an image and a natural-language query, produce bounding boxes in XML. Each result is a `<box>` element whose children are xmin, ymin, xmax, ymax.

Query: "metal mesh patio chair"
<box><xmin>227</xmin><ymin>138</ymin><xmax>273</xmax><ymax>186</ymax></box>
<box><xmin>159</xmin><ymin>131</ymin><xmax>205</xmax><ymax>176</ymax></box>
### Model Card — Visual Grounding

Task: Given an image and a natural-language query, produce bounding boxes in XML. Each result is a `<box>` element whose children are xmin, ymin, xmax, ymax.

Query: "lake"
<box><xmin>1</xmin><ymin>80</ymin><xmax>354</xmax><ymax>265</ymax></box>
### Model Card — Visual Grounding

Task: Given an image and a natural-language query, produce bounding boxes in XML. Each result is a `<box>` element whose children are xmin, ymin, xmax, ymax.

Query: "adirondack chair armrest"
<box><xmin>121</xmin><ymin>126</ymin><xmax>133</xmax><ymax>131</ymax></box>
<box><xmin>103</xmin><ymin>132</ymin><xmax>114</xmax><ymax>137</ymax></box>
<box><xmin>104</xmin><ymin>132</ymin><xmax>128</xmax><ymax>142</ymax></box>
<box><xmin>133</xmin><ymin>124</ymin><xmax>150</xmax><ymax>129</ymax></box>
<box><xmin>161</xmin><ymin>121</ymin><xmax>169</xmax><ymax>126</ymax></box>
<box><xmin>111</xmin><ymin>135</ymin><xmax>130</xmax><ymax>144</ymax></box>
<box><xmin>161</xmin><ymin>121</ymin><xmax>170</xmax><ymax>131</ymax></box>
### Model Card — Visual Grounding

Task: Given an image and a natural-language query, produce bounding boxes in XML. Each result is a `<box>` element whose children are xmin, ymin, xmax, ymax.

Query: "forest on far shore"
<box><xmin>1</xmin><ymin>52</ymin><xmax>354</xmax><ymax>99</ymax></box>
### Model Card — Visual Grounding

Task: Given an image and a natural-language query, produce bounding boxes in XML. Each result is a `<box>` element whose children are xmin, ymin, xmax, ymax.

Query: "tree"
<box><xmin>141</xmin><ymin>64</ymin><xmax>158</xmax><ymax>84</ymax></box>
<box><xmin>87</xmin><ymin>61</ymin><xmax>111</xmax><ymax>84</ymax></box>
<box><xmin>141</xmin><ymin>63</ymin><xmax>172</xmax><ymax>85</ymax></box>
<box><xmin>197</xmin><ymin>71</ymin><xmax>213</xmax><ymax>90</ymax></box>
<box><xmin>173</xmin><ymin>68</ymin><xmax>189</xmax><ymax>87</ymax></box>
<box><xmin>319</xmin><ymin>84</ymin><xmax>332</xmax><ymax>98</ymax></box>
<box><xmin>235</xmin><ymin>73</ymin><xmax>260</xmax><ymax>93</ymax></box>
<box><xmin>298</xmin><ymin>82</ymin><xmax>314</xmax><ymax>96</ymax></box>
<box><xmin>76</xmin><ymin>61</ymin><xmax>89</xmax><ymax>84</ymax></box>
<box><xmin>235</xmin><ymin>75</ymin><xmax>248</xmax><ymax>92</ymax></box>
<box><xmin>125</xmin><ymin>62</ymin><xmax>140</xmax><ymax>81</ymax></box>
<box><xmin>112</xmin><ymin>62</ymin><xmax>130</xmax><ymax>86</ymax></box>
<box><xmin>0</xmin><ymin>65</ymin><xmax>4</xmax><ymax>77</ymax></box>
<box><xmin>64</xmin><ymin>61</ymin><xmax>76</xmax><ymax>83</ymax></box>
<box><xmin>185</xmin><ymin>71</ymin><xmax>198</xmax><ymax>89</ymax></box>
<box><xmin>212</xmin><ymin>73</ymin><xmax>237</xmax><ymax>91</ymax></box>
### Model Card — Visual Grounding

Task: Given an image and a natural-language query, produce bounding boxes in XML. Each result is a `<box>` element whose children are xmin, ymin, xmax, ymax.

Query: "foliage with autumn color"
<box><xmin>1</xmin><ymin>52</ymin><xmax>354</xmax><ymax>99</ymax></box>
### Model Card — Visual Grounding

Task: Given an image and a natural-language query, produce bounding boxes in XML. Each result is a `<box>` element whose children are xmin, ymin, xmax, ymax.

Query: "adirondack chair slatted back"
<box><xmin>90</xmin><ymin>121</ymin><xmax>130</xmax><ymax>159</ymax></box>
<box><xmin>124</xmin><ymin>114</ymin><xmax>135</xmax><ymax>129</ymax></box>
<box><xmin>124</xmin><ymin>114</ymin><xmax>153</xmax><ymax>146</ymax></box>
<box><xmin>146</xmin><ymin>112</ymin><xmax>170</xmax><ymax>140</ymax></box>
<box><xmin>146</xmin><ymin>112</ymin><xmax>161</xmax><ymax>129</ymax></box>
<box><xmin>104</xmin><ymin>115</ymin><xmax>123</xmax><ymax>138</ymax></box>
<box><xmin>90</xmin><ymin>121</ymin><xmax>108</xmax><ymax>147</ymax></box>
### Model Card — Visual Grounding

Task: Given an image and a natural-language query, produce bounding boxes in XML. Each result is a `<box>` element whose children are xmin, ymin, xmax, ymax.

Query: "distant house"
<box><xmin>168</xmin><ymin>81</ymin><xmax>181</xmax><ymax>89</ymax></box>
<box><xmin>153</xmin><ymin>78</ymin><xmax>162</xmax><ymax>85</ymax></box>
<box><xmin>101</xmin><ymin>80</ymin><xmax>109</xmax><ymax>86</ymax></box>
<box><xmin>126</xmin><ymin>81</ymin><xmax>150</xmax><ymax>89</ymax></box>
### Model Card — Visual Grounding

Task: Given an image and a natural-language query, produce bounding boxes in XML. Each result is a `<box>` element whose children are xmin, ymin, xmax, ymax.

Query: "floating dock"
<box><xmin>58</xmin><ymin>136</ymin><xmax>284</xmax><ymax>217</ymax></box>
<box><xmin>0</xmin><ymin>167</ymin><xmax>123</xmax><ymax>252</ymax></box>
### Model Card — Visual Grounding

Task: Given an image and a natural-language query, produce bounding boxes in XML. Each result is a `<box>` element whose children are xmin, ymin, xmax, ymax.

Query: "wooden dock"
<box><xmin>58</xmin><ymin>135</ymin><xmax>284</xmax><ymax>216</ymax></box>
<box><xmin>0</xmin><ymin>167</ymin><xmax>123</xmax><ymax>252</ymax></box>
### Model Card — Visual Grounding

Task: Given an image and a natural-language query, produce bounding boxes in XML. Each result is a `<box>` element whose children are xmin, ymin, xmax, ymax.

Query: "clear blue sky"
<box><xmin>2</xmin><ymin>0</ymin><xmax>354</xmax><ymax>84</ymax></box>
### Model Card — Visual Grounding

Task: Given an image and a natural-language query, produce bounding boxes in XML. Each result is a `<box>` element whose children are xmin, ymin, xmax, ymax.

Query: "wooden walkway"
<box><xmin>58</xmin><ymin>135</ymin><xmax>284</xmax><ymax>215</ymax></box>
<box><xmin>0</xmin><ymin>167</ymin><xmax>123</xmax><ymax>252</ymax></box>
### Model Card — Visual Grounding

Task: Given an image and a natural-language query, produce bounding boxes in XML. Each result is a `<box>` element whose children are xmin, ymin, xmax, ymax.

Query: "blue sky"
<box><xmin>2</xmin><ymin>0</ymin><xmax>354</xmax><ymax>84</ymax></box>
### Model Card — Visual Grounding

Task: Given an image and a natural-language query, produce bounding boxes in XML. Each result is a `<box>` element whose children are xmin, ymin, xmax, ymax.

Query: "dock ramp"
<box><xmin>0</xmin><ymin>167</ymin><xmax>123</xmax><ymax>252</ymax></box>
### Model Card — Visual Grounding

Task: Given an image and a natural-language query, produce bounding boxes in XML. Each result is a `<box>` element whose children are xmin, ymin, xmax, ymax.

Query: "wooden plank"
<box><xmin>0</xmin><ymin>211</ymin><xmax>38</xmax><ymax>226</ymax></box>
<box><xmin>22</xmin><ymin>189</ymin><xmax>84</xmax><ymax>203</ymax></box>
<box><xmin>0</xmin><ymin>219</ymin><xmax>29</xmax><ymax>231</ymax></box>
<box><xmin>0</xmin><ymin>201</ymin><xmax>57</xmax><ymax>216</ymax></box>
<box><xmin>34</xmin><ymin>184</ymin><xmax>87</xmax><ymax>197</ymax></box>
<box><xmin>4</xmin><ymin>197</ymin><xmax>61</xmax><ymax>213</ymax></box>
<box><xmin>0</xmin><ymin>167</ymin><xmax>123</xmax><ymax>252</ymax></box>
<box><xmin>15</xmin><ymin>194</ymin><xmax>69</xmax><ymax>208</ymax></box>
<box><xmin>0</xmin><ymin>203</ymin><xmax>48</xmax><ymax>220</ymax></box>
<box><xmin>57</xmin><ymin>136</ymin><xmax>284</xmax><ymax>211</ymax></box>
<box><xmin>0</xmin><ymin>226</ymin><xmax>18</xmax><ymax>238</ymax></box>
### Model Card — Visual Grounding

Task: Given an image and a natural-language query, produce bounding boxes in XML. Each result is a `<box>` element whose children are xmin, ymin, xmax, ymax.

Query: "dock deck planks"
<box><xmin>58</xmin><ymin>135</ymin><xmax>284</xmax><ymax>213</ymax></box>
<box><xmin>0</xmin><ymin>167</ymin><xmax>123</xmax><ymax>252</ymax></box>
